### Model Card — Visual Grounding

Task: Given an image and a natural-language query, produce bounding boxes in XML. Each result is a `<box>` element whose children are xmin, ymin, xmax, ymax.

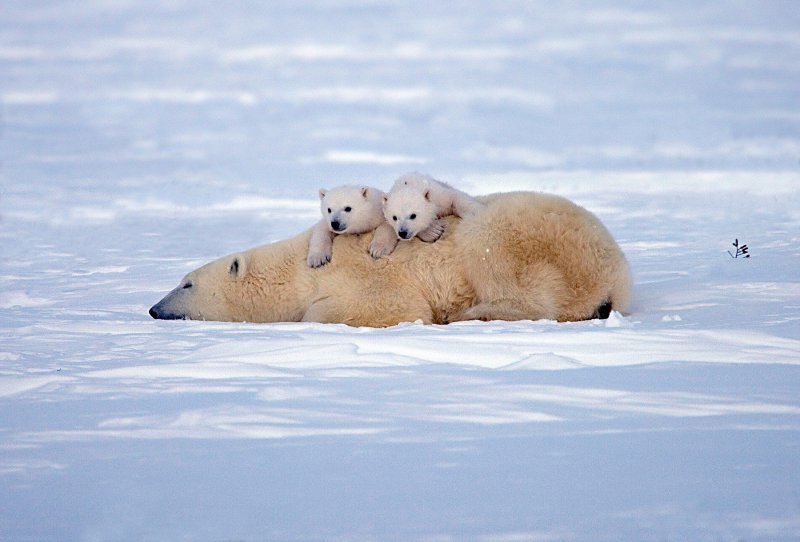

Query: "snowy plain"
<box><xmin>1</xmin><ymin>1</ymin><xmax>800</xmax><ymax>541</ymax></box>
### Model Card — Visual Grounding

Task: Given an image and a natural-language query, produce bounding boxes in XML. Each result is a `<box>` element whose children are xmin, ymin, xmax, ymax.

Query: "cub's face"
<box><xmin>383</xmin><ymin>188</ymin><xmax>438</xmax><ymax>240</ymax></box>
<box><xmin>319</xmin><ymin>186</ymin><xmax>381</xmax><ymax>235</ymax></box>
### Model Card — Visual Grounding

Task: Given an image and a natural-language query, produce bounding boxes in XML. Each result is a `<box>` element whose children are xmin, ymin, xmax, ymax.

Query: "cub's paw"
<box><xmin>417</xmin><ymin>219</ymin><xmax>446</xmax><ymax>243</ymax></box>
<box><xmin>307</xmin><ymin>249</ymin><xmax>332</xmax><ymax>268</ymax></box>
<box><xmin>369</xmin><ymin>237</ymin><xmax>397</xmax><ymax>259</ymax></box>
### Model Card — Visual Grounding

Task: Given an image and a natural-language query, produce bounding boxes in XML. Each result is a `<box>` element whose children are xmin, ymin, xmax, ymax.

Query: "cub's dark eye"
<box><xmin>392</xmin><ymin>216</ymin><xmax>397</xmax><ymax>221</ymax></box>
<box><xmin>410</xmin><ymin>213</ymin><xmax>416</xmax><ymax>219</ymax></box>
<box><xmin>183</xmin><ymin>281</ymin><xmax>193</xmax><ymax>289</ymax></box>
<box><xmin>327</xmin><ymin>208</ymin><xmax>332</xmax><ymax>213</ymax></box>
<box><xmin>344</xmin><ymin>206</ymin><xmax>352</xmax><ymax>212</ymax></box>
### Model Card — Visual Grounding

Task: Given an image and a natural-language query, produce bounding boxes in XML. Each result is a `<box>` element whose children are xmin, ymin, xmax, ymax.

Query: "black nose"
<box><xmin>331</xmin><ymin>221</ymin><xmax>343</xmax><ymax>231</ymax></box>
<box><xmin>398</xmin><ymin>230</ymin><xmax>409</xmax><ymax>239</ymax></box>
<box><xmin>149</xmin><ymin>305</ymin><xmax>184</xmax><ymax>320</ymax></box>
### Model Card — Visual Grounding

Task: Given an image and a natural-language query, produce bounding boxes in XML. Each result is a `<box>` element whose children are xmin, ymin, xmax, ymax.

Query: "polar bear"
<box><xmin>383</xmin><ymin>172</ymin><xmax>485</xmax><ymax>242</ymax></box>
<box><xmin>307</xmin><ymin>185</ymin><xmax>398</xmax><ymax>267</ymax></box>
<box><xmin>150</xmin><ymin>191</ymin><xmax>632</xmax><ymax>327</ymax></box>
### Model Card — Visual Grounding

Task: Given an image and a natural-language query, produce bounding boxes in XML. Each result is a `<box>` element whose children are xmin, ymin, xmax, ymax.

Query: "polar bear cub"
<box><xmin>307</xmin><ymin>185</ymin><xmax>398</xmax><ymax>267</ymax></box>
<box><xmin>383</xmin><ymin>172</ymin><xmax>485</xmax><ymax>242</ymax></box>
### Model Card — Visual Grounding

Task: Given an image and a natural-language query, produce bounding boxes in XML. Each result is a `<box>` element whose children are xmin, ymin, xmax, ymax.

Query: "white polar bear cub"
<box><xmin>307</xmin><ymin>185</ymin><xmax>398</xmax><ymax>267</ymax></box>
<box><xmin>383</xmin><ymin>172</ymin><xmax>485</xmax><ymax>242</ymax></box>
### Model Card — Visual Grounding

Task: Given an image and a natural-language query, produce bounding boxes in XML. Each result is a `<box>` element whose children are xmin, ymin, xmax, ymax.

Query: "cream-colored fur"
<box><xmin>307</xmin><ymin>185</ymin><xmax>397</xmax><ymax>267</ymax></box>
<box><xmin>383</xmin><ymin>172</ymin><xmax>485</xmax><ymax>243</ymax></box>
<box><xmin>150</xmin><ymin>192</ymin><xmax>632</xmax><ymax>327</ymax></box>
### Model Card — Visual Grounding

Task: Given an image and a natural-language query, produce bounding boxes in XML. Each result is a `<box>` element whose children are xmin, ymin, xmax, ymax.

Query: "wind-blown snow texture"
<box><xmin>2</xmin><ymin>2</ymin><xmax>800</xmax><ymax>541</ymax></box>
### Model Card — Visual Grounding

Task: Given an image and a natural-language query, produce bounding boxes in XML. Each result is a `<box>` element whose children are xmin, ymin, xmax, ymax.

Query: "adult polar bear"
<box><xmin>149</xmin><ymin>192</ymin><xmax>632</xmax><ymax>326</ymax></box>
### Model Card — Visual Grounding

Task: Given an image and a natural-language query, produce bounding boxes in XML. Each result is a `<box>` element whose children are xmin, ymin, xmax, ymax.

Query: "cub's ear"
<box><xmin>382</xmin><ymin>194</ymin><xmax>389</xmax><ymax>206</ymax></box>
<box><xmin>318</xmin><ymin>188</ymin><xmax>328</xmax><ymax>200</ymax></box>
<box><xmin>361</xmin><ymin>187</ymin><xmax>369</xmax><ymax>198</ymax></box>
<box><xmin>228</xmin><ymin>254</ymin><xmax>247</xmax><ymax>280</ymax></box>
<box><xmin>423</xmin><ymin>189</ymin><xmax>431</xmax><ymax>201</ymax></box>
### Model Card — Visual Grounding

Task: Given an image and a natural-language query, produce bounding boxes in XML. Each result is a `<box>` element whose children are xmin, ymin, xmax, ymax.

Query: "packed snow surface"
<box><xmin>1</xmin><ymin>1</ymin><xmax>799</xmax><ymax>541</ymax></box>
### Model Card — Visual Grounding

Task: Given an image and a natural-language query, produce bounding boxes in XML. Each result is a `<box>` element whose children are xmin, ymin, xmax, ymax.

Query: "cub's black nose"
<box><xmin>398</xmin><ymin>230</ymin><xmax>409</xmax><ymax>239</ymax></box>
<box><xmin>331</xmin><ymin>221</ymin><xmax>343</xmax><ymax>231</ymax></box>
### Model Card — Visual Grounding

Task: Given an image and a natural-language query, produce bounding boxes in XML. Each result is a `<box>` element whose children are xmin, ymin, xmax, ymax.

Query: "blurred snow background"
<box><xmin>1</xmin><ymin>1</ymin><xmax>799</xmax><ymax>541</ymax></box>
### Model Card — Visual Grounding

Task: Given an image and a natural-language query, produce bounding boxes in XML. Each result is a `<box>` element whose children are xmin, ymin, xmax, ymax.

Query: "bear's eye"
<box><xmin>183</xmin><ymin>281</ymin><xmax>193</xmax><ymax>289</ymax></box>
<box><xmin>410</xmin><ymin>213</ymin><xmax>416</xmax><ymax>220</ymax></box>
<box><xmin>392</xmin><ymin>216</ymin><xmax>397</xmax><ymax>221</ymax></box>
<box><xmin>327</xmin><ymin>208</ymin><xmax>332</xmax><ymax>213</ymax></box>
<box><xmin>344</xmin><ymin>206</ymin><xmax>352</xmax><ymax>212</ymax></box>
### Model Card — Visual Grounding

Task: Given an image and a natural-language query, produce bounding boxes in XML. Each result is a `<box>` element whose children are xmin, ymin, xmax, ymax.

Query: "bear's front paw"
<box><xmin>417</xmin><ymin>219</ymin><xmax>446</xmax><ymax>243</ymax></box>
<box><xmin>460</xmin><ymin>306</ymin><xmax>491</xmax><ymax>322</ymax></box>
<box><xmin>307</xmin><ymin>249</ymin><xmax>331</xmax><ymax>268</ymax></box>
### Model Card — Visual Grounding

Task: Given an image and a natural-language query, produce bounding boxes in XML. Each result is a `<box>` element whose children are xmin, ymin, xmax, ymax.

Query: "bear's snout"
<box><xmin>398</xmin><ymin>229</ymin><xmax>410</xmax><ymax>239</ymax></box>
<box><xmin>331</xmin><ymin>220</ymin><xmax>344</xmax><ymax>232</ymax></box>
<box><xmin>149</xmin><ymin>298</ymin><xmax>186</xmax><ymax>320</ymax></box>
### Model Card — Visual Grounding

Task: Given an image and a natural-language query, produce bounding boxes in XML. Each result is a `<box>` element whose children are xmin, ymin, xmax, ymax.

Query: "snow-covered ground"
<box><xmin>2</xmin><ymin>2</ymin><xmax>799</xmax><ymax>541</ymax></box>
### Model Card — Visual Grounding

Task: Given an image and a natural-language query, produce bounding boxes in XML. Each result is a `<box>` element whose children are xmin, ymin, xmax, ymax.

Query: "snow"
<box><xmin>1</xmin><ymin>1</ymin><xmax>799</xmax><ymax>541</ymax></box>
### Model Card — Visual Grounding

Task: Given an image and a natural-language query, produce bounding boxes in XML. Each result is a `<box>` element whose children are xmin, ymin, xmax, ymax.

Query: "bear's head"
<box><xmin>382</xmin><ymin>185</ymin><xmax>438</xmax><ymax>241</ymax></box>
<box><xmin>149</xmin><ymin>253</ymin><xmax>249</xmax><ymax>321</ymax></box>
<box><xmin>319</xmin><ymin>185</ymin><xmax>384</xmax><ymax>235</ymax></box>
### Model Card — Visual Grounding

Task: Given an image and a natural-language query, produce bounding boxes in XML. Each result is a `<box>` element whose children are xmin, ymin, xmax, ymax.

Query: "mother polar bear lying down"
<box><xmin>149</xmin><ymin>191</ymin><xmax>632</xmax><ymax>327</ymax></box>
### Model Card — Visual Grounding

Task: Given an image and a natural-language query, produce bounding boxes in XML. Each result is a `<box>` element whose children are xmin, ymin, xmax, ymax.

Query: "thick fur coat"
<box><xmin>150</xmin><ymin>192</ymin><xmax>632</xmax><ymax>327</ymax></box>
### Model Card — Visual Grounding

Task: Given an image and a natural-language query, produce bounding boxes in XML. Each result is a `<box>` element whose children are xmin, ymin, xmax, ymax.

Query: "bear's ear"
<box><xmin>382</xmin><ymin>194</ymin><xmax>389</xmax><ymax>206</ymax></box>
<box><xmin>423</xmin><ymin>189</ymin><xmax>431</xmax><ymax>201</ymax></box>
<box><xmin>318</xmin><ymin>188</ymin><xmax>327</xmax><ymax>200</ymax></box>
<box><xmin>228</xmin><ymin>254</ymin><xmax>247</xmax><ymax>280</ymax></box>
<box><xmin>361</xmin><ymin>187</ymin><xmax>369</xmax><ymax>199</ymax></box>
